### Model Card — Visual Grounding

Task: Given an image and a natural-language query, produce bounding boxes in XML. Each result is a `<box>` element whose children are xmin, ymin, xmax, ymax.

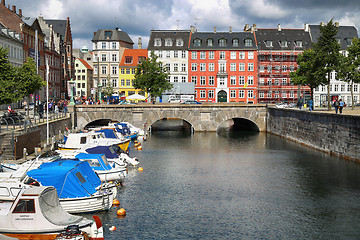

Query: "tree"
<box><xmin>17</xmin><ymin>57</ymin><xmax>45</xmax><ymax>98</ymax></box>
<box><xmin>101</xmin><ymin>74</ymin><xmax>114</xmax><ymax>102</ymax></box>
<box><xmin>133</xmin><ymin>51</ymin><xmax>172</xmax><ymax>100</ymax></box>
<box><xmin>290</xmin><ymin>49</ymin><xmax>323</xmax><ymax>105</ymax></box>
<box><xmin>313</xmin><ymin>19</ymin><xmax>342</xmax><ymax>110</ymax></box>
<box><xmin>0</xmin><ymin>47</ymin><xmax>18</xmax><ymax>104</ymax></box>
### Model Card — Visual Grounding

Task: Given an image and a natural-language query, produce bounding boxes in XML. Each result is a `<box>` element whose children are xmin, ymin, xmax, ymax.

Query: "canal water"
<box><xmin>86</xmin><ymin>130</ymin><xmax>360</xmax><ymax>240</ymax></box>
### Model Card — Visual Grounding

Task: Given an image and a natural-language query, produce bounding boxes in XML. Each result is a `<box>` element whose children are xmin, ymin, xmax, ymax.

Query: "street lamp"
<box><xmin>68</xmin><ymin>80</ymin><xmax>75</xmax><ymax>105</ymax></box>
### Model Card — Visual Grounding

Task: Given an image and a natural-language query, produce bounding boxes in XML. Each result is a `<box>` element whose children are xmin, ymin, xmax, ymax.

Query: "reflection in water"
<box><xmin>84</xmin><ymin>131</ymin><xmax>360</xmax><ymax>240</ymax></box>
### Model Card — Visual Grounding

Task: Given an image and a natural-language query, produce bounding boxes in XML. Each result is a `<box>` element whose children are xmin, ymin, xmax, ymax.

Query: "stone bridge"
<box><xmin>69</xmin><ymin>103</ymin><xmax>268</xmax><ymax>132</ymax></box>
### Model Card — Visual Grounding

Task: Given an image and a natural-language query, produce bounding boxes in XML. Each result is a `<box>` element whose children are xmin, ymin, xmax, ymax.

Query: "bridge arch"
<box><xmin>217</xmin><ymin>117</ymin><xmax>260</xmax><ymax>132</ymax></box>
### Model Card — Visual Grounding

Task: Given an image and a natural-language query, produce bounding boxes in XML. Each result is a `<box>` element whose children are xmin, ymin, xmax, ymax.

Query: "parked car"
<box><xmin>182</xmin><ymin>100</ymin><xmax>202</xmax><ymax>104</ymax></box>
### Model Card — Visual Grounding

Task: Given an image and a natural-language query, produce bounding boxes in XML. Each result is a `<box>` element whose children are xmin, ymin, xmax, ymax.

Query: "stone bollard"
<box><xmin>23</xmin><ymin>148</ymin><xmax>27</xmax><ymax>160</ymax></box>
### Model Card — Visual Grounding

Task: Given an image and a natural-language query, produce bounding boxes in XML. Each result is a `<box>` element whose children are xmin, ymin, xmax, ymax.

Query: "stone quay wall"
<box><xmin>267</xmin><ymin>107</ymin><xmax>360</xmax><ymax>162</ymax></box>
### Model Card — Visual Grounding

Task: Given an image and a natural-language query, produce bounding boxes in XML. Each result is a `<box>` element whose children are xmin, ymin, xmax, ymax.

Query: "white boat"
<box><xmin>0</xmin><ymin>185</ymin><xmax>104</xmax><ymax>240</ymax></box>
<box><xmin>58</xmin><ymin>131</ymin><xmax>131</xmax><ymax>153</ymax></box>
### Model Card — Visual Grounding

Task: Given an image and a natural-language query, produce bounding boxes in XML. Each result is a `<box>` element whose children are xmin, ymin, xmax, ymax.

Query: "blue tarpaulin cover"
<box><xmin>96</xmin><ymin>129</ymin><xmax>117</xmax><ymax>139</ymax></box>
<box><xmin>27</xmin><ymin>160</ymin><xmax>101</xmax><ymax>198</ymax></box>
<box><xmin>75</xmin><ymin>153</ymin><xmax>112</xmax><ymax>171</ymax></box>
<box><xmin>85</xmin><ymin>146</ymin><xmax>119</xmax><ymax>159</ymax></box>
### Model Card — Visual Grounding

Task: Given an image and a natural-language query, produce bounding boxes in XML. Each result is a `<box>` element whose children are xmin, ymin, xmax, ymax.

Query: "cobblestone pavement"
<box><xmin>310</xmin><ymin>106</ymin><xmax>360</xmax><ymax>115</ymax></box>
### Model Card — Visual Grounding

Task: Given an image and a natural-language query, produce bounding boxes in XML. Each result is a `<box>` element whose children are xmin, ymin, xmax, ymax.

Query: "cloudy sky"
<box><xmin>6</xmin><ymin>0</ymin><xmax>360</xmax><ymax>50</ymax></box>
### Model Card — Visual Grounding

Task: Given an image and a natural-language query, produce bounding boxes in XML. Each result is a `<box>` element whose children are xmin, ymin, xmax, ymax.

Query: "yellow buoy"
<box><xmin>138</xmin><ymin>167</ymin><xmax>143</xmax><ymax>171</ymax></box>
<box><xmin>113</xmin><ymin>199</ymin><xmax>120</xmax><ymax>205</ymax></box>
<box><xmin>137</xmin><ymin>146</ymin><xmax>142</xmax><ymax>151</ymax></box>
<box><xmin>134</xmin><ymin>143</ymin><xmax>139</xmax><ymax>147</ymax></box>
<box><xmin>117</xmin><ymin>208</ymin><xmax>126</xmax><ymax>216</ymax></box>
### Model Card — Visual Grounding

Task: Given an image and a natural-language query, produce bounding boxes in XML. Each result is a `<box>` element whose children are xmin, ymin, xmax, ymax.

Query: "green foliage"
<box><xmin>101</xmin><ymin>74</ymin><xmax>115</xmax><ymax>100</ymax></box>
<box><xmin>0</xmin><ymin>48</ymin><xmax>45</xmax><ymax>105</ymax></box>
<box><xmin>133</xmin><ymin>51</ymin><xmax>172</xmax><ymax>98</ymax></box>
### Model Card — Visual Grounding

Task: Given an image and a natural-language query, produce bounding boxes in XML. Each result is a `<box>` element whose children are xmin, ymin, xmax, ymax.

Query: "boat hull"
<box><xmin>60</xmin><ymin>191</ymin><xmax>114</xmax><ymax>213</ymax></box>
<box><xmin>97</xmin><ymin>168</ymin><xmax>126</xmax><ymax>182</ymax></box>
<box><xmin>2</xmin><ymin>233</ymin><xmax>58</xmax><ymax>240</ymax></box>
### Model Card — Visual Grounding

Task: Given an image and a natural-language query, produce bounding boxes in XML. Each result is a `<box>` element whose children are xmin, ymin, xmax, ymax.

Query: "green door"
<box><xmin>217</xmin><ymin>90</ymin><xmax>227</xmax><ymax>102</ymax></box>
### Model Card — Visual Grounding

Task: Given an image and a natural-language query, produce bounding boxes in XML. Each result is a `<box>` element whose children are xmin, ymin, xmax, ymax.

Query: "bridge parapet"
<box><xmin>70</xmin><ymin>103</ymin><xmax>268</xmax><ymax>132</ymax></box>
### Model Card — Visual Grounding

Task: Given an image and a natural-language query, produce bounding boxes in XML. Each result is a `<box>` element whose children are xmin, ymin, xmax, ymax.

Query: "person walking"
<box><xmin>297</xmin><ymin>96</ymin><xmax>304</xmax><ymax>110</ymax></box>
<box><xmin>339</xmin><ymin>99</ymin><xmax>345</xmax><ymax>114</ymax></box>
<box><xmin>333</xmin><ymin>99</ymin><xmax>340</xmax><ymax>114</ymax></box>
<box><xmin>308</xmin><ymin>99</ymin><xmax>313</xmax><ymax>111</ymax></box>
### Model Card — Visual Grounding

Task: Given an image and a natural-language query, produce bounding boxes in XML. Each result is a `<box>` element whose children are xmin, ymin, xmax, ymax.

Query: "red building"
<box><xmin>188</xmin><ymin>28</ymin><xmax>258</xmax><ymax>103</ymax></box>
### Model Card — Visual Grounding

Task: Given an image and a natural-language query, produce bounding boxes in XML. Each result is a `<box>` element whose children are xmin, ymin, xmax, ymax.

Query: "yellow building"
<box><xmin>119</xmin><ymin>49</ymin><xmax>148</xmax><ymax>101</ymax></box>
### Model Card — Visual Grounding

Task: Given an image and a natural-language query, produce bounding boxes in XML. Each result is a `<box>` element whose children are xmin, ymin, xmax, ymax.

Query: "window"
<box><xmin>165</xmin><ymin>63</ymin><xmax>170</xmax><ymax>72</ymax></box>
<box><xmin>194</xmin><ymin>38</ymin><xmax>201</xmax><ymax>47</ymax></box>
<box><xmin>158</xmin><ymin>51</ymin><xmax>163</xmax><ymax>58</ymax></box>
<box><xmin>259</xmin><ymin>91</ymin><xmax>264</xmax><ymax>98</ymax></box>
<box><xmin>200</xmin><ymin>63</ymin><xmax>206</xmax><ymax>71</ymax></box>
<box><xmin>248</xmin><ymin>90</ymin><xmax>254</xmax><ymax>98</ymax></box>
<box><xmin>244</xmin><ymin>39</ymin><xmax>253</xmax><ymax>47</ymax></box>
<box><xmin>219</xmin><ymin>38</ymin><xmax>227</xmax><ymax>47</ymax></box>
<box><xmin>207</xmin><ymin>39</ymin><xmax>214</xmax><ymax>47</ymax></box>
<box><xmin>181</xmin><ymin>51</ymin><xmax>186</xmax><ymax>58</ymax></box>
<box><xmin>239</xmin><ymin>76</ymin><xmax>245</xmax><ymax>85</ymax></box>
<box><xmin>112</xmin><ymin>54</ymin><xmax>117</xmax><ymax>62</ymax></box>
<box><xmin>239</xmin><ymin>63</ymin><xmax>245</xmax><ymax>71</ymax></box>
<box><xmin>112</xmin><ymin>66</ymin><xmax>117</xmax><ymax>75</ymax></box>
<box><xmin>174</xmin><ymin>63</ymin><xmax>179</xmax><ymax>72</ymax></box>
<box><xmin>13</xmin><ymin>199</ymin><xmax>35</xmax><ymax>213</ymax></box>
<box><xmin>191</xmin><ymin>51</ymin><xmax>197</xmax><ymax>59</ymax></box>
<box><xmin>230</xmin><ymin>63</ymin><xmax>236</xmax><ymax>71</ymax></box>
<box><xmin>267</xmin><ymin>65</ymin><xmax>272</xmax><ymax>72</ymax></box>
<box><xmin>191</xmin><ymin>76</ymin><xmax>197</xmax><ymax>85</ymax></box>
<box><xmin>104</xmin><ymin>31</ymin><xmax>112</xmax><ymax>40</ymax></box>
<box><xmin>181</xmin><ymin>63</ymin><xmax>186</xmax><ymax>72</ymax></box>
<box><xmin>209</xmin><ymin>51</ymin><xmax>214</xmax><ymax>59</ymax></box>
<box><xmin>126</xmin><ymin>69</ymin><xmax>130</xmax><ymax>74</ymax></box>
<box><xmin>191</xmin><ymin>63</ymin><xmax>197</xmax><ymax>71</ymax></box>
<box><xmin>138</xmin><ymin>56</ymin><xmax>146</xmax><ymax>64</ymax></box>
<box><xmin>176</xmin><ymin>38</ymin><xmax>184</xmax><ymax>46</ymax></box>
<box><xmin>165</xmin><ymin>38</ymin><xmax>172</xmax><ymax>46</ymax></box>
<box><xmin>182</xmin><ymin>76</ymin><xmax>186</xmax><ymax>82</ymax></box>
<box><xmin>112</xmin><ymin>42</ymin><xmax>116</xmax><ymax>49</ymax></box>
<box><xmin>219</xmin><ymin>77</ymin><xmax>225</xmax><ymax>86</ymax></box>
<box><xmin>200</xmin><ymin>52</ymin><xmax>206</xmax><ymax>59</ymax></box>
<box><xmin>200</xmin><ymin>90</ymin><xmax>206</xmax><ymax>98</ymax></box>
<box><xmin>174</xmin><ymin>51</ymin><xmax>178</xmax><ymax>58</ymax></box>
<box><xmin>101</xmin><ymin>78</ymin><xmax>107</xmax><ymax>86</ymax></box>
<box><xmin>209</xmin><ymin>76</ymin><xmax>214</xmax><ymax>85</ymax></box>
<box><xmin>219</xmin><ymin>63</ymin><xmax>226</xmax><ymax>73</ymax></box>
<box><xmin>239</xmin><ymin>51</ymin><xmax>245</xmax><ymax>59</ymax></box>
<box><xmin>112</xmin><ymin>79</ymin><xmax>117</xmax><ymax>87</ymax></box>
<box><xmin>230</xmin><ymin>51</ymin><xmax>236</xmax><ymax>59</ymax></box>
<box><xmin>334</xmin><ymin>84</ymin><xmax>339</xmax><ymax>92</ymax></box>
<box><xmin>282</xmin><ymin>78</ymin><xmax>287</xmax><ymax>85</ymax></box>
<box><xmin>200</xmin><ymin>76</ymin><xmax>206</xmax><ymax>85</ymax></box>
<box><xmin>101</xmin><ymin>42</ymin><xmax>106</xmax><ymax>49</ymax></box>
<box><xmin>248</xmin><ymin>51</ymin><xmax>254</xmax><ymax>59</ymax></box>
<box><xmin>267</xmin><ymin>91</ymin><xmax>272</xmax><ymax>98</ymax></box>
<box><xmin>120</xmin><ymin>68</ymin><xmax>124</xmax><ymax>74</ymax></box>
<box><xmin>282</xmin><ymin>65</ymin><xmax>287</xmax><ymax>72</ymax></box>
<box><xmin>239</xmin><ymin>90</ymin><xmax>245</xmax><ymax>98</ymax></box>
<box><xmin>289</xmin><ymin>65</ymin><xmax>295</xmax><ymax>72</ymax></box>
<box><xmin>355</xmin><ymin>85</ymin><xmax>358</xmax><ymax>92</ymax></box>
<box><xmin>230</xmin><ymin>90</ymin><xmax>236</xmax><ymax>98</ymax></box>
<box><xmin>208</xmin><ymin>90</ymin><xmax>214</xmax><ymax>99</ymax></box>
<box><xmin>219</xmin><ymin>51</ymin><xmax>225</xmax><ymax>59</ymax></box>
<box><xmin>101</xmin><ymin>54</ymin><xmax>106</xmax><ymax>62</ymax></box>
<box><xmin>154</xmin><ymin>38</ymin><xmax>161</xmax><ymax>46</ymax></box>
<box><xmin>132</xmin><ymin>69</ymin><xmax>136</xmax><ymax>74</ymax></box>
<box><xmin>209</xmin><ymin>63</ymin><xmax>215</xmax><ymax>71</ymax></box>
<box><xmin>232</xmin><ymin>39</ymin><xmax>239</xmax><ymax>47</ymax></box>
<box><xmin>173</xmin><ymin>76</ymin><xmax>178</xmax><ymax>82</ymax></box>
<box><xmin>295</xmin><ymin>40</ymin><xmax>302</xmax><ymax>48</ymax></box>
<box><xmin>248</xmin><ymin>76</ymin><xmax>254</xmax><ymax>85</ymax></box>
<box><xmin>166</xmin><ymin>51</ymin><xmax>170</xmax><ymax>58</ymax></box>
<box><xmin>125</xmin><ymin>56</ymin><xmax>132</xmax><ymax>63</ymax></box>
<box><xmin>280</xmin><ymin>41</ymin><xmax>288</xmax><ymax>47</ymax></box>
<box><xmin>265</xmin><ymin>40</ymin><xmax>273</xmax><ymax>47</ymax></box>
<box><xmin>230</xmin><ymin>76</ymin><xmax>236</xmax><ymax>85</ymax></box>
<box><xmin>260</xmin><ymin>65</ymin><xmax>265</xmax><ymax>72</ymax></box>
<box><xmin>101</xmin><ymin>66</ymin><xmax>107</xmax><ymax>74</ymax></box>
<box><xmin>248</xmin><ymin>63</ymin><xmax>254</xmax><ymax>71</ymax></box>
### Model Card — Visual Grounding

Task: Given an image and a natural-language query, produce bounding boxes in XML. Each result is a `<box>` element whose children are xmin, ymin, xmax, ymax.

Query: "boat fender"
<box><xmin>65</xmin><ymin>225</ymin><xmax>81</xmax><ymax>235</ymax></box>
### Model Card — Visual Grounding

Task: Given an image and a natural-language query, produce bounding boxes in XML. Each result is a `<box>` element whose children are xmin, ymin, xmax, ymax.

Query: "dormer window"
<box><xmin>104</xmin><ymin>31</ymin><xmax>112</xmax><ymax>40</ymax></box>
<box><xmin>207</xmin><ymin>39</ymin><xmax>213</xmax><ymax>47</ymax></box>
<box><xmin>219</xmin><ymin>38</ymin><xmax>227</xmax><ymax>47</ymax></box>
<box><xmin>125</xmin><ymin>56</ymin><xmax>133</xmax><ymax>64</ymax></box>
<box><xmin>345</xmin><ymin>38</ymin><xmax>352</xmax><ymax>46</ymax></box>
<box><xmin>154</xmin><ymin>38</ymin><xmax>161</xmax><ymax>46</ymax></box>
<box><xmin>295</xmin><ymin>40</ymin><xmax>302</xmax><ymax>48</ymax></box>
<box><xmin>194</xmin><ymin>38</ymin><xmax>201</xmax><ymax>47</ymax></box>
<box><xmin>138</xmin><ymin>56</ymin><xmax>146</xmax><ymax>63</ymax></box>
<box><xmin>232</xmin><ymin>39</ymin><xmax>239</xmax><ymax>47</ymax></box>
<box><xmin>265</xmin><ymin>40</ymin><xmax>273</xmax><ymax>47</ymax></box>
<box><xmin>176</xmin><ymin>38</ymin><xmax>184</xmax><ymax>46</ymax></box>
<box><xmin>165</xmin><ymin>38</ymin><xmax>173</xmax><ymax>46</ymax></box>
<box><xmin>280</xmin><ymin>41</ymin><xmax>288</xmax><ymax>47</ymax></box>
<box><xmin>244</xmin><ymin>38</ymin><xmax>253</xmax><ymax>47</ymax></box>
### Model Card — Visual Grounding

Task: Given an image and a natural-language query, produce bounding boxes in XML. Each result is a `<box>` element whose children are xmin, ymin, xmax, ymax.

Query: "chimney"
<box><xmin>138</xmin><ymin>37</ymin><xmax>142</xmax><ymax>49</ymax></box>
<box><xmin>229</xmin><ymin>26</ymin><xmax>232</xmax><ymax>33</ymax></box>
<box><xmin>214</xmin><ymin>26</ymin><xmax>216</xmax><ymax>33</ymax></box>
<box><xmin>1</xmin><ymin>0</ymin><xmax>4</xmax><ymax>6</ymax></box>
<box><xmin>335</xmin><ymin>22</ymin><xmax>340</xmax><ymax>28</ymax></box>
<box><xmin>19</xmin><ymin>9</ymin><xmax>22</xmax><ymax>18</ymax></box>
<box><xmin>12</xmin><ymin>5</ymin><xmax>15</xmax><ymax>12</ymax></box>
<box><xmin>94</xmin><ymin>32</ymin><xmax>96</xmax><ymax>37</ymax></box>
<box><xmin>304</xmin><ymin>23</ymin><xmax>309</xmax><ymax>32</ymax></box>
<box><xmin>277</xmin><ymin>24</ymin><xmax>281</xmax><ymax>31</ymax></box>
<box><xmin>320</xmin><ymin>22</ymin><xmax>325</xmax><ymax>27</ymax></box>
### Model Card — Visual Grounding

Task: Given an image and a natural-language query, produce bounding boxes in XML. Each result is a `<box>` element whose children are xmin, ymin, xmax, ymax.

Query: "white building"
<box><xmin>0</xmin><ymin>24</ymin><xmax>23</xmax><ymax>67</ymax></box>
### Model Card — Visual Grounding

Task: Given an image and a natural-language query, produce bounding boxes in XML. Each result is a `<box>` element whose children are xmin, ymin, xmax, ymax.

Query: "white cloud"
<box><xmin>39</xmin><ymin>0</ymin><xmax>63</xmax><ymax>18</ymax></box>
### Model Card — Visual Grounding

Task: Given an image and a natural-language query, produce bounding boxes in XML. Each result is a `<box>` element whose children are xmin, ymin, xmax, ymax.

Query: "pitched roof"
<box><xmin>77</xmin><ymin>58</ymin><xmax>93</xmax><ymax>70</ymax></box>
<box><xmin>255</xmin><ymin>28</ymin><xmax>312</xmax><ymax>51</ymax></box>
<box><xmin>43</xmin><ymin>19</ymin><xmax>67</xmax><ymax>36</ymax></box>
<box><xmin>308</xmin><ymin>24</ymin><xmax>358</xmax><ymax>50</ymax></box>
<box><xmin>92</xmin><ymin>28</ymin><xmax>133</xmax><ymax>44</ymax></box>
<box><xmin>189</xmin><ymin>31</ymin><xmax>257</xmax><ymax>50</ymax></box>
<box><xmin>148</xmin><ymin>30</ymin><xmax>191</xmax><ymax>50</ymax></box>
<box><xmin>119</xmin><ymin>49</ymin><xmax>148</xmax><ymax>66</ymax></box>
